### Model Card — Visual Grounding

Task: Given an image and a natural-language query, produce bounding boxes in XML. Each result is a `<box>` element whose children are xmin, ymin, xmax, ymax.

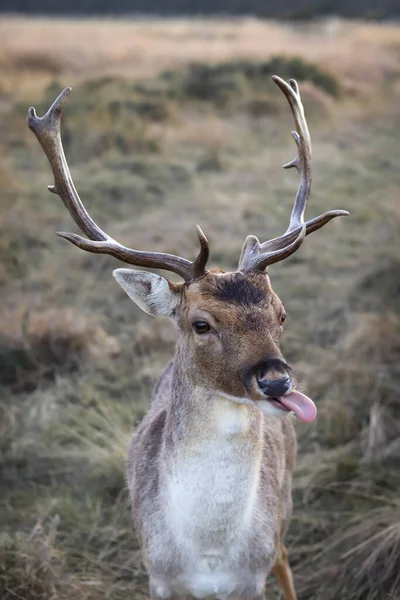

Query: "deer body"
<box><xmin>28</xmin><ymin>76</ymin><xmax>348</xmax><ymax>600</ymax></box>
<box><xmin>118</xmin><ymin>269</ymin><xmax>301</xmax><ymax>599</ymax></box>
<box><xmin>128</xmin><ymin>360</ymin><xmax>296</xmax><ymax>599</ymax></box>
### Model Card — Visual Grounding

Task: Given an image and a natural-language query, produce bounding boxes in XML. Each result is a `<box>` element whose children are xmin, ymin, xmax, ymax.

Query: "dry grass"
<box><xmin>0</xmin><ymin>308</ymin><xmax>120</xmax><ymax>393</ymax></box>
<box><xmin>1</xmin><ymin>17</ymin><xmax>400</xmax><ymax>99</ymax></box>
<box><xmin>0</xmin><ymin>15</ymin><xmax>399</xmax><ymax>600</ymax></box>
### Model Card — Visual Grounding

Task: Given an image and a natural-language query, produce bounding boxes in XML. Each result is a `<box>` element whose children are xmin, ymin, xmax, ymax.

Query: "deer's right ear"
<box><xmin>113</xmin><ymin>269</ymin><xmax>181</xmax><ymax>317</ymax></box>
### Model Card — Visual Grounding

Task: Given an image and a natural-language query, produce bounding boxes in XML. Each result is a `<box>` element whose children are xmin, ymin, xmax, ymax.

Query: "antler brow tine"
<box><xmin>238</xmin><ymin>76</ymin><xmax>349</xmax><ymax>272</ymax></box>
<box><xmin>27</xmin><ymin>88</ymin><xmax>209</xmax><ymax>281</ymax></box>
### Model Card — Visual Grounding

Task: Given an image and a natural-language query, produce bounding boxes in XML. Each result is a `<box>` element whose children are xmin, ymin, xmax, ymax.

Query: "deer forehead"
<box><xmin>181</xmin><ymin>271</ymin><xmax>282</xmax><ymax>325</ymax></box>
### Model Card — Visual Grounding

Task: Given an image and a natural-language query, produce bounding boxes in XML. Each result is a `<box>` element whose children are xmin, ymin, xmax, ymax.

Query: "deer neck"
<box><xmin>164</xmin><ymin>358</ymin><xmax>264</xmax><ymax>459</ymax></box>
<box><xmin>160</xmin><ymin>360</ymin><xmax>265</xmax><ymax>558</ymax></box>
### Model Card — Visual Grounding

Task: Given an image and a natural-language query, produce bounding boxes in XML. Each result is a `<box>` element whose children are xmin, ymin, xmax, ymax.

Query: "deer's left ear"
<box><xmin>113</xmin><ymin>269</ymin><xmax>181</xmax><ymax>317</ymax></box>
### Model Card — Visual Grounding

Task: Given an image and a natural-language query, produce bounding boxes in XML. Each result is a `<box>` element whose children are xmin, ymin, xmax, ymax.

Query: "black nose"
<box><xmin>258</xmin><ymin>375</ymin><xmax>291</xmax><ymax>397</ymax></box>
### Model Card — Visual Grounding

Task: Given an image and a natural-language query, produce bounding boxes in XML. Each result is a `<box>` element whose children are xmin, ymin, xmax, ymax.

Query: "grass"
<box><xmin>0</xmin><ymin>15</ymin><xmax>399</xmax><ymax>600</ymax></box>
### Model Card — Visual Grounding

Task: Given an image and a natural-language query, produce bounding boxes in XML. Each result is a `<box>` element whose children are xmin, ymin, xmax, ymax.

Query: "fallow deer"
<box><xmin>28</xmin><ymin>76</ymin><xmax>348</xmax><ymax>600</ymax></box>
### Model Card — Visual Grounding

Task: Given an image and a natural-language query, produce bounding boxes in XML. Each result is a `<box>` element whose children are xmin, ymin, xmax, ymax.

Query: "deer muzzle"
<box><xmin>243</xmin><ymin>358</ymin><xmax>317</xmax><ymax>423</ymax></box>
<box><xmin>243</xmin><ymin>357</ymin><xmax>292</xmax><ymax>398</ymax></box>
<box><xmin>257</xmin><ymin>375</ymin><xmax>291</xmax><ymax>398</ymax></box>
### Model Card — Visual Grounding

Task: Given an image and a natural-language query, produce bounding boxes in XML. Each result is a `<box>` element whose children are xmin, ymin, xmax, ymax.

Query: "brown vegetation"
<box><xmin>0</xmin><ymin>15</ymin><xmax>399</xmax><ymax>600</ymax></box>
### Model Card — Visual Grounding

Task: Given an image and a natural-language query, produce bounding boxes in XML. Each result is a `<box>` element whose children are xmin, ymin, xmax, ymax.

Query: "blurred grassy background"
<box><xmin>0</xmin><ymin>16</ymin><xmax>399</xmax><ymax>600</ymax></box>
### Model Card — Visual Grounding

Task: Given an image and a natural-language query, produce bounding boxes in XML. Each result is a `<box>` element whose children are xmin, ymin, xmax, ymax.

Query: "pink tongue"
<box><xmin>279</xmin><ymin>390</ymin><xmax>317</xmax><ymax>423</ymax></box>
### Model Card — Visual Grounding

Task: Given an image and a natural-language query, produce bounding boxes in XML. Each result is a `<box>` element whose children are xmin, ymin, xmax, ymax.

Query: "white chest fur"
<box><xmin>163</xmin><ymin>397</ymin><xmax>269</xmax><ymax>598</ymax></box>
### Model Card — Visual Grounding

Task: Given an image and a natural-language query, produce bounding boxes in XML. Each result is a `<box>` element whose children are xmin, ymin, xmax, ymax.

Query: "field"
<box><xmin>0</xmin><ymin>15</ymin><xmax>400</xmax><ymax>600</ymax></box>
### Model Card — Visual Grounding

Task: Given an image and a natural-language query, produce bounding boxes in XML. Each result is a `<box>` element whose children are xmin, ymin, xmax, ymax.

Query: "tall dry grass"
<box><xmin>1</xmin><ymin>17</ymin><xmax>400</xmax><ymax>96</ymax></box>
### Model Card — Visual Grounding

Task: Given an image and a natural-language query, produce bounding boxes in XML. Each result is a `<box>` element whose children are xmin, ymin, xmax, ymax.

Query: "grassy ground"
<box><xmin>0</xmin><ymin>16</ymin><xmax>399</xmax><ymax>600</ymax></box>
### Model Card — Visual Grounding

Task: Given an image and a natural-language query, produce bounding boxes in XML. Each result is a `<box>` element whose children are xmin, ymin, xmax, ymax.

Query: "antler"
<box><xmin>238</xmin><ymin>76</ymin><xmax>348</xmax><ymax>272</ymax></box>
<box><xmin>27</xmin><ymin>88</ymin><xmax>209</xmax><ymax>282</ymax></box>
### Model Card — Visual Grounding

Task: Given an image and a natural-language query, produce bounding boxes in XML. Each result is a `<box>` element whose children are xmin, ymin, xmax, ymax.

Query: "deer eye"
<box><xmin>193</xmin><ymin>321</ymin><xmax>211</xmax><ymax>334</ymax></box>
<box><xmin>280</xmin><ymin>313</ymin><xmax>287</xmax><ymax>325</ymax></box>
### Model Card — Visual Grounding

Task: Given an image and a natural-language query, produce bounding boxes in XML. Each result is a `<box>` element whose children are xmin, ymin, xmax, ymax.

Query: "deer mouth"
<box><xmin>269</xmin><ymin>397</ymin><xmax>291</xmax><ymax>412</ymax></box>
<box><xmin>266</xmin><ymin>390</ymin><xmax>317</xmax><ymax>423</ymax></box>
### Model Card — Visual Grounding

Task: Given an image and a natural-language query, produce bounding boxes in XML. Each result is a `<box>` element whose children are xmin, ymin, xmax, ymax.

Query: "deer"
<box><xmin>27</xmin><ymin>76</ymin><xmax>348</xmax><ymax>600</ymax></box>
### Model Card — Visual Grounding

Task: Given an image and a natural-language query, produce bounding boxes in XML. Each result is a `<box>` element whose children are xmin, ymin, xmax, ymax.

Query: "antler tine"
<box><xmin>274</xmin><ymin>76</ymin><xmax>311</xmax><ymax>235</ymax></box>
<box><xmin>27</xmin><ymin>88</ymin><xmax>209</xmax><ymax>282</ymax></box>
<box><xmin>238</xmin><ymin>76</ymin><xmax>348</xmax><ymax>272</ymax></box>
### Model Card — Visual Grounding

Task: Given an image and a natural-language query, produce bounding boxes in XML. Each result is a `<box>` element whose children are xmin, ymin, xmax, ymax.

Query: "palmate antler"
<box><xmin>27</xmin><ymin>88</ymin><xmax>209</xmax><ymax>282</ymax></box>
<box><xmin>27</xmin><ymin>78</ymin><xmax>347</xmax><ymax>280</ymax></box>
<box><xmin>238</xmin><ymin>76</ymin><xmax>349</xmax><ymax>272</ymax></box>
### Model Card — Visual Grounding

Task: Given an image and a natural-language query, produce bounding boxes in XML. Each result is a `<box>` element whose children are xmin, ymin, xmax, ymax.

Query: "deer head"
<box><xmin>27</xmin><ymin>77</ymin><xmax>348</xmax><ymax>423</ymax></box>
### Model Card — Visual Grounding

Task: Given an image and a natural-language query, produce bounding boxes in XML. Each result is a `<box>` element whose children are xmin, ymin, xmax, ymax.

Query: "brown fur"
<box><xmin>127</xmin><ymin>270</ymin><xmax>298</xmax><ymax>600</ymax></box>
<box><xmin>174</xmin><ymin>271</ymin><xmax>293</xmax><ymax>399</ymax></box>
